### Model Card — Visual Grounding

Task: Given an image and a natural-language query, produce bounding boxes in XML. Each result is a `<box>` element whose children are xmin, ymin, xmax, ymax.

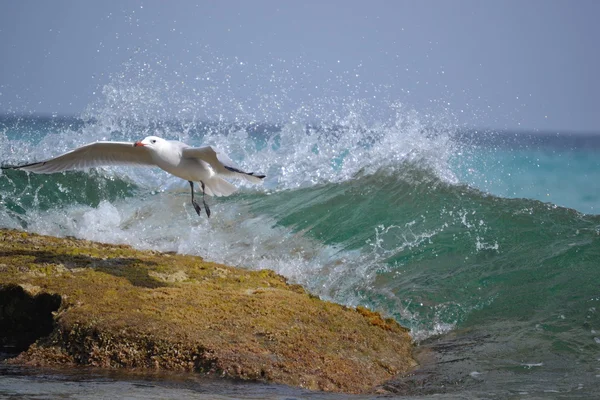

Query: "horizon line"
<box><xmin>0</xmin><ymin>113</ymin><xmax>598</xmax><ymax>136</ymax></box>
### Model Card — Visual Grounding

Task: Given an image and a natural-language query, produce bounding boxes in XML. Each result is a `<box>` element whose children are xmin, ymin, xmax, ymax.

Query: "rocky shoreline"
<box><xmin>0</xmin><ymin>228</ymin><xmax>416</xmax><ymax>394</ymax></box>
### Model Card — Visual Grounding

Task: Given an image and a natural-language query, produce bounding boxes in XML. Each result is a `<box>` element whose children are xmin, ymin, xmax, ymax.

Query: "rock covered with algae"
<box><xmin>0</xmin><ymin>228</ymin><xmax>416</xmax><ymax>393</ymax></box>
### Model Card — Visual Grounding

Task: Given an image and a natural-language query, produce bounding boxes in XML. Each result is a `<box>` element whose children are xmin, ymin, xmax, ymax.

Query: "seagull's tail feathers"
<box><xmin>203</xmin><ymin>176</ymin><xmax>237</xmax><ymax>197</ymax></box>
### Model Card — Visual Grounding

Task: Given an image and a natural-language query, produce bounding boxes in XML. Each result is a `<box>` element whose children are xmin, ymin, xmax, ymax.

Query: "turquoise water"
<box><xmin>1</xmin><ymin>103</ymin><xmax>600</xmax><ymax>397</ymax></box>
<box><xmin>459</xmin><ymin>146</ymin><xmax>600</xmax><ymax>215</ymax></box>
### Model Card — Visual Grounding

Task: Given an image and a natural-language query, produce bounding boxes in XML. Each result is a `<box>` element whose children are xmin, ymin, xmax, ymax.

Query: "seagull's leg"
<box><xmin>201</xmin><ymin>181</ymin><xmax>211</xmax><ymax>218</ymax></box>
<box><xmin>189</xmin><ymin>181</ymin><xmax>202</xmax><ymax>216</ymax></box>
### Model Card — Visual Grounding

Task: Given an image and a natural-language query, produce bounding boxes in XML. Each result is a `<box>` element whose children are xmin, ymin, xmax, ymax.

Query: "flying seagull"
<box><xmin>1</xmin><ymin>136</ymin><xmax>265</xmax><ymax>218</ymax></box>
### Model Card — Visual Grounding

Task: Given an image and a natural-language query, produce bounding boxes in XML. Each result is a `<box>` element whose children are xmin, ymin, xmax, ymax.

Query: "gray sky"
<box><xmin>0</xmin><ymin>0</ymin><xmax>598</xmax><ymax>132</ymax></box>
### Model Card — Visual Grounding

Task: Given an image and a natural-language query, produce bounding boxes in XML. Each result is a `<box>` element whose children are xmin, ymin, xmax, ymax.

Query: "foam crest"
<box><xmin>197</xmin><ymin>105</ymin><xmax>461</xmax><ymax>192</ymax></box>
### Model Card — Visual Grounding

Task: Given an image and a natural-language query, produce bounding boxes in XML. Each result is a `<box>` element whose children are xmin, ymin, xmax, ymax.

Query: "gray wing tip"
<box><xmin>224</xmin><ymin>165</ymin><xmax>266</xmax><ymax>179</ymax></box>
<box><xmin>1</xmin><ymin>161</ymin><xmax>46</xmax><ymax>170</ymax></box>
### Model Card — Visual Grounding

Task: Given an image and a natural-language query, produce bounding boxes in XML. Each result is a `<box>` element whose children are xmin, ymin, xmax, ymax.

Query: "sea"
<box><xmin>1</xmin><ymin>80</ymin><xmax>599</xmax><ymax>399</ymax></box>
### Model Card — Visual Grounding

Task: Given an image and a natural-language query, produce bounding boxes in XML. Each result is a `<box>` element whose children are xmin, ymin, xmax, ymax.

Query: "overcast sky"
<box><xmin>0</xmin><ymin>0</ymin><xmax>598</xmax><ymax>132</ymax></box>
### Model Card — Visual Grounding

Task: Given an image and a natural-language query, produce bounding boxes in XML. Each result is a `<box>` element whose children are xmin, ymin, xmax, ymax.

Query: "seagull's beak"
<box><xmin>133</xmin><ymin>141</ymin><xmax>145</xmax><ymax>147</ymax></box>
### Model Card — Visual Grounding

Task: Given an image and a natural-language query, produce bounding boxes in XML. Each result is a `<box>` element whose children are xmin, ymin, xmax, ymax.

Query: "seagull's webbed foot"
<box><xmin>201</xmin><ymin>181</ymin><xmax>211</xmax><ymax>218</ymax></box>
<box><xmin>189</xmin><ymin>181</ymin><xmax>203</xmax><ymax>217</ymax></box>
<box><xmin>192</xmin><ymin>199</ymin><xmax>202</xmax><ymax>216</ymax></box>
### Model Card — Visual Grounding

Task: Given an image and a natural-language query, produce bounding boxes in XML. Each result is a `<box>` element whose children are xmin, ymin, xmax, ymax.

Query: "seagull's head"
<box><xmin>134</xmin><ymin>136</ymin><xmax>165</xmax><ymax>149</ymax></box>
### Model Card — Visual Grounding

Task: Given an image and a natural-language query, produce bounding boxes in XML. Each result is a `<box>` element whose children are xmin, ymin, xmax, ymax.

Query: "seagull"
<box><xmin>1</xmin><ymin>136</ymin><xmax>265</xmax><ymax>218</ymax></box>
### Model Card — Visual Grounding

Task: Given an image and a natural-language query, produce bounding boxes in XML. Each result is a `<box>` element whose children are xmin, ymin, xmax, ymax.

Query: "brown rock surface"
<box><xmin>0</xmin><ymin>228</ymin><xmax>416</xmax><ymax>393</ymax></box>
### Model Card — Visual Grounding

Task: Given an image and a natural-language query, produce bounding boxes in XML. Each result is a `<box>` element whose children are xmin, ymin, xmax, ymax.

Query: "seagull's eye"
<box><xmin>151</xmin><ymin>140</ymin><xmax>156</xmax><ymax>144</ymax></box>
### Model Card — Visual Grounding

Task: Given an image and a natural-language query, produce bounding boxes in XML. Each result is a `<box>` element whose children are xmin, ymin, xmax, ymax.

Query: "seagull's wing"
<box><xmin>182</xmin><ymin>146</ymin><xmax>265</xmax><ymax>184</ymax></box>
<box><xmin>1</xmin><ymin>141</ymin><xmax>155</xmax><ymax>174</ymax></box>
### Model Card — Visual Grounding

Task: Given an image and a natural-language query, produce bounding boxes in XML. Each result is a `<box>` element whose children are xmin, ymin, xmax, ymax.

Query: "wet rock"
<box><xmin>0</xmin><ymin>228</ymin><xmax>415</xmax><ymax>394</ymax></box>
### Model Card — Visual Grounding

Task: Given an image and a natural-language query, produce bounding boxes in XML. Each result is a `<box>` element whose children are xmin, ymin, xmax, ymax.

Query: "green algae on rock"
<box><xmin>0</xmin><ymin>228</ymin><xmax>416</xmax><ymax>394</ymax></box>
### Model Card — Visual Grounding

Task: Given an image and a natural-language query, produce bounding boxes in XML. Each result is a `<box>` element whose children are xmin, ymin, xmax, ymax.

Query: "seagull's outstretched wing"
<box><xmin>182</xmin><ymin>146</ymin><xmax>265</xmax><ymax>184</ymax></box>
<box><xmin>1</xmin><ymin>141</ymin><xmax>155</xmax><ymax>174</ymax></box>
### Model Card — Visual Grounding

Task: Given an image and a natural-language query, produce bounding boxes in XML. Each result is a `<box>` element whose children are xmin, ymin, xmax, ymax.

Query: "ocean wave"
<box><xmin>3</xmin><ymin>158</ymin><xmax>598</xmax><ymax>342</ymax></box>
